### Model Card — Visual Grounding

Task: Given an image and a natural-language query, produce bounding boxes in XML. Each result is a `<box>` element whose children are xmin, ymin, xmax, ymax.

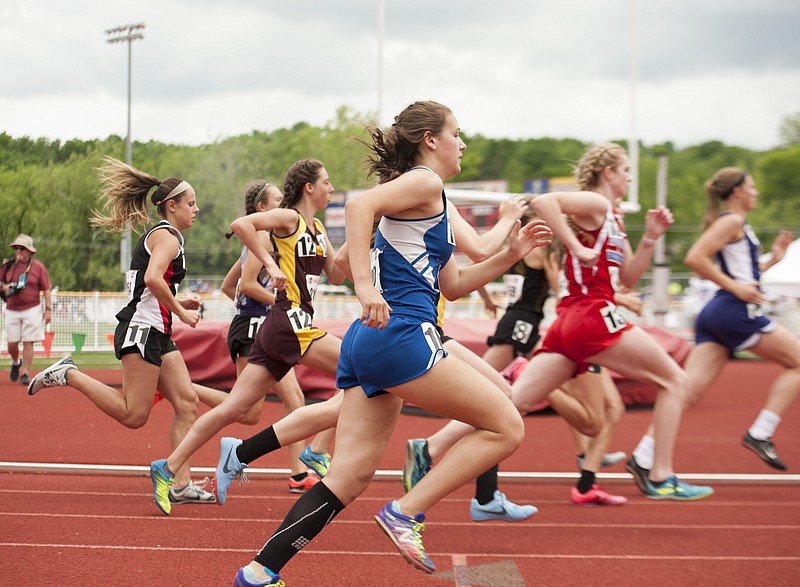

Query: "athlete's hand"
<box><xmin>770</xmin><ymin>229</ymin><xmax>793</xmax><ymax>263</ymax></box>
<box><xmin>644</xmin><ymin>206</ymin><xmax>674</xmax><ymax>239</ymax></box>
<box><xmin>267</xmin><ymin>266</ymin><xmax>289</xmax><ymax>291</ymax></box>
<box><xmin>498</xmin><ymin>195</ymin><xmax>527</xmax><ymax>222</ymax></box>
<box><xmin>179</xmin><ymin>309</ymin><xmax>201</xmax><ymax>328</ymax></box>
<box><xmin>508</xmin><ymin>220</ymin><xmax>552</xmax><ymax>259</ymax></box>
<box><xmin>354</xmin><ymin>282</ymin><xmax>392</xmax><ymax>329</ymax></box>
<box><xmin>731</xmin><ymin>282</ymin><xmax>764</xmax><ymax>305</ymax></box>
<box><xmin>573</xmin><ymin>245</ymin><xmax>600</xmax><ymax>268</ymax></box>
<box><xmin>179</xmin><ymin>294</ymin><xmax>203</xmax><ymax>310</ymax></box>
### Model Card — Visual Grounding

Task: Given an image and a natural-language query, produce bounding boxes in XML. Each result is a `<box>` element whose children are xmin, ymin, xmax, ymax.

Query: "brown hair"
<box><xmin>224</xmin><ymin>180</ymin><xmax>275</xmax><ymax>240</ymax></box>
<box><xmin>701</xmin><ymin>167</ymin><xmax>748</xmax><ymax>231</ymax></box>
<box><xmin>91</xmin><ymin>156</ymin><xmax>190</xmax><ymax>232</ymax></box>
<box><xmin>282</xmin><ymin>159</ymin><xmax>325</xmax><ymax>210</ymax></box>
<box><xmin>574</xmin><ymin>143</ymin><xmax>628</xmax><ymax>191</ymax></box>
<box><xmin>363</xmin><ymin>100</ymin><xmax>452</xmax><ymax>184</ymax></box>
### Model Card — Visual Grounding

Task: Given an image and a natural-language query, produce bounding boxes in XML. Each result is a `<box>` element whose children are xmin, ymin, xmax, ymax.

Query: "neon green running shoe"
<box><xmin>299</xmin><ymin>445</ymin><xmax>331</xmax><ymax>478</ymax></box>
<box><xmin>150</xmin><ymin>459</ymin><xmax>174</xmax><ymax>515</ymax></box>
<box><xmin>402</xmin><ymin>439</ymin><xmax>432</xmax><ymax>493</ymax></box>
<box><xmin>643</xmin><ymin>475</ymin><xmax>713</xmax><ymax>501</ymax></box>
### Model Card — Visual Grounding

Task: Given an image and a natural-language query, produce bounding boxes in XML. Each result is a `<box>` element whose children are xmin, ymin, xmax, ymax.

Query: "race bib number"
<box><xmin>504</xmin><ymin>274</ymin><xmax>524</xmax><ymax>304</ymax></box>
<box><xmin>370</xmin><ymin>248</ymin><xmax>383</xmax><ymax>292</ymax></box>
<box><xmin>512</xmin><ymin>320</ymin><xmax>534</xmax><ymax>344</ymax></box>
<box><xmin>296</xmin><ymin>233</ymin><xmax>316</xmax><ymax>257</ymax></box>
<box><xmin>421</xmin><ymin>321</ymin><xmax>445</xmax><ymax>369</ymax></box>
<box><xmin>746</xmin><ymin>303</ymin><xmax>764</xmax><ymax>320</ymax></box>
<box><xmin>600</xmin><ymin>303</ymin><xmax>627</xmax><ymax>333</ymax></box>
<box><xmin>287</xmin><ymin>307</ymin><xmax>312</xmax><ymax>332</ymax></box>
<box><xmin>307</xmin><ymin>274</ymin><xmax>320</xmax><ymax>302</ymax></box>
<box><xmin>248</xmin><ymin>316</ymin><xmax>266</xmax><ymax>339</ymax></box>
<box><xmin>125</xmin><ymin>270</ymin><xmax>138</xmax><ymax>301</ymax></box>
<box><xmin>121</xmin><ymin>321</ymin><xmax>151</xmax><ymax>356</ymax></box>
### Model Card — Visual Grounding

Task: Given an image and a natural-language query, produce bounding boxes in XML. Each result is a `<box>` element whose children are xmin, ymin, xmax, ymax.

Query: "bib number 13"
<box><xmin>600</xmin><ymin>303</ymin><xmax>627</xmax><ymax>333</ymax></box>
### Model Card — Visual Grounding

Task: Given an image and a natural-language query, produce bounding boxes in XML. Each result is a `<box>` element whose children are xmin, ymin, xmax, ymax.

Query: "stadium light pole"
<box><xmin>106</xmin><ymin>23</ymin><xmax>145</xmax><ymax>275</ymax></box>
<box><xmin>377</xmin><ymin>0</ymin><xmax>385</xmax><ymax>125</ymax></box>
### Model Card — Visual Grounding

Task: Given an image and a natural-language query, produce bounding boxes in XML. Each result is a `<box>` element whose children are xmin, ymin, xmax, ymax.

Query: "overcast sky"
<box><xmin>2</xmin><ymin>0</ymin><xmax>798</xmax><ymax>151</ymax></box>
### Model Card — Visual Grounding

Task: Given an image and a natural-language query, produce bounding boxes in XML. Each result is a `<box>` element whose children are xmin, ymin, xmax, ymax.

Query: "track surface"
<box><xmin>2</xmin><ymin>359</ymin><xmax>798</xmax><ymax>586</ymax></box>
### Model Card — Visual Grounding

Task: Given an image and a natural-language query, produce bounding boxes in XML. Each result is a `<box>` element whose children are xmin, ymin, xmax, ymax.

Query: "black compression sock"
<box><xmin>475</xmin><ymin>465</ymin><xmax>500</xmax><ymax>505</ymax></box>
<box><xmin>254</xmin><ymin>481</ymin><xmax>345</xmax><ymax>573</ymax></box>
<box><xmin>237</xmin><ymin>425</ymin><xmax>281</xmax><ymax>464</ymax></box>
<box><xmin>577</xmin><ymin>470</ymin><xmax>596</xmax><ymax>494</ymax></box>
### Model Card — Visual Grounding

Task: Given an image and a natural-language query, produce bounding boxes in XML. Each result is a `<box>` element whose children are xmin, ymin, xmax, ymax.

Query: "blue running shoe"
<box><xmin>643</xmin><ymin>475</ymin><xmax>714</xmax><ymax>501</ymax></box>
<box><xmin>150</xmin><ymin>459</ymin><xmax>174</xmax><ymax>516</ymax></box>
<box><xmin>375</xmin><ymin>500</ymin><xmax>435</xmax><ymax>574</ymax></box>
<box><xmin>577</xmin><ymin>451</ymin><xmax>627</xmax><ymax>471</ymax></box>
<box><xmin>402</xmin><ymin>438</ymin><xmax>432</xmax><ymax>493</ymax></box>
<box><xmin>299</xmin><ymin>445</ymin><xmax>331</xmax><ymax>478</ymax></box>
<box><xmin>470</xmin><ymin>490</ymin><xmax>538</xmax><ymax>521</ymax></box>
<box><xmin>213</xmin><ymin>437</ymin><xmax>248</xmax><ymax>505</ymax></box>
<box><xmin>232</xmin><ymin>567</ymin><xmax>284</xmax><ymax>587</ymax></box>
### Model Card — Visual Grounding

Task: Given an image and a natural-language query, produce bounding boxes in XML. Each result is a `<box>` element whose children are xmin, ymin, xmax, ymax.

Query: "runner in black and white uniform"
<box><xmin>28</xmin><ymin>157</ymin><xmax>214</xmax><ymax>507</ymax></box>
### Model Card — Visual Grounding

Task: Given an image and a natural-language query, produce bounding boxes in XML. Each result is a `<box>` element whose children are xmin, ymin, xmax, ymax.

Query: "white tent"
<box><xmin>761</xmin><ymin>238</ymin><xmax>800</xmax><ymax>298</ymax></box>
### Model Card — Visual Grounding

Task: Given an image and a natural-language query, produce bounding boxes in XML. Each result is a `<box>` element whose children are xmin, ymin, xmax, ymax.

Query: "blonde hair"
<box><xmin>701</xmin><ymin>167</ymin><xmax>748</xmax><ymax>231</ymax></box>
<box><xmin>574</xmin><ymin>143</ymin><xmax>628</xmax><ymax>190</ymax></box>
<box><xmin>91</xmin><ymin>157</ymin><xmax>189</xmax><ymax>232</ymax></box>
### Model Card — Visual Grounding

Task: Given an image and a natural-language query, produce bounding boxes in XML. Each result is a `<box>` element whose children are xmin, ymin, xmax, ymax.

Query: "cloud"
<box><xmin>1</xmin><ymin>0</ymin><xmax>798</xmax><ymax>150</ymax></box>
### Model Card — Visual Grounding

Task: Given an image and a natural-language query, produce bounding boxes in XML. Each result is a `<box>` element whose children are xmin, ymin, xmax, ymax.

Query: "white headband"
<box><xmin>161</xmin><ymin>180</ymin><xmax>192</xmax><ymax>203</ymax></box>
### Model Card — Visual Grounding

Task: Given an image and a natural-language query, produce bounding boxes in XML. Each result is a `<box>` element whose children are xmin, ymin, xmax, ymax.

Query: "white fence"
<box><xmin>3</xmin><ymin>288</ymin><xmax>800</xmax><ymax>357</ymax></box>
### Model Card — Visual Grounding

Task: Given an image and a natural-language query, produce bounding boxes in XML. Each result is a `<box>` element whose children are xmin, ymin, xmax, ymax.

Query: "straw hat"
<box><xmin>9</xmin><ymin>234</ymin><xmax>37</xmax><ymax>254</ymax></box>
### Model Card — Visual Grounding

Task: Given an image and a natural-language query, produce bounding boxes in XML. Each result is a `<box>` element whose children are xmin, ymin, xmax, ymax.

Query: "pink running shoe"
<box><xmin>570</xmin><ymin>485</ymin><xmax>628</xmax><ymax>506</ymax></box>
<box><xmin>501</xmin><ymin>356</ymin><xmax>530</xmax><ymax>384</ymax></box>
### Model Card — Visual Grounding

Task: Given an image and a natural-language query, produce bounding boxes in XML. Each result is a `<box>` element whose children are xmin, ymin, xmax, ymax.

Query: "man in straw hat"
<box><xmin>2</xmin><ymin>234</ymin><xmax>52</xmax><ymax>386</ymax></box>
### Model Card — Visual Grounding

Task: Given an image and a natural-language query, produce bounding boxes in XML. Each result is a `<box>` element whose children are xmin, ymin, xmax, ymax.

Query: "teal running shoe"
<box><xmin>644</xmin><ymin>475</ymin><xmax>714</xmax><ymax>501</ymax></box>
<box><xmin>299</xmin><ymin>445</ymin><xmax>332</xmax><ymax>478</ymax></box>
<box><xmin>150</xmin><ymin>459</ymin><xmax>174</xmax><ymax>515</ymax></box>
<box><xmin>375</xmin><ymin>500</ymin><xmax>435</xmax><ymax>574</ymax></box>
<box><xmin>402</xmin><ymin>438</ymin><xmax>432</xmax><ymax>493</ymax></box>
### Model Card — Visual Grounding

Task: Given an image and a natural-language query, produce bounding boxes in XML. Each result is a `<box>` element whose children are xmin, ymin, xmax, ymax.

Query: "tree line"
<box><xmin>1</xmin><ymin>106</ymin><xmax>799</xmax><ymax>292</ymax></box>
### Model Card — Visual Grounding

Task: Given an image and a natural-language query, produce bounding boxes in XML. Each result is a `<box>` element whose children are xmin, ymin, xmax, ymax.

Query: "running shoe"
<box><xmin>470</xmin><ymin>490</ymin><xmax>538</xmax><ymax>521</ymax></box>
<box><xmin>232</xmin><ymin>568</ymin><xmax>285</xmax><ymax>587</ymax></box>
<box><xmin>27</xmin><ymin>356</ymin><xmax>77</xmax><ymax>395</ymax></box>
<box><xmin>299</xmin><ymin>445</ymin><xmax>332</xmax><ymax>478</ymax></box>
<box><xmin>643</xmin><ymin>475</ymin><xmax>714</xmax><ymax>501</ymax></box>
<box><xmin>402</xmin><ymin>438</ymin><xmax>432</xmax><ymax>493</ymax></box>
<box><xmin>577</xmin><ymin>451</ymin><xmax>627</xmax><ymax>470</ymax></box>
<box><xmin>169</xmin><ymin>478</ymin><xmax>215</xmax><ymax>504</ymax></box>
<box><xmin>374</xmin><ymin>500</ymin><xmax>435</xmax><ymax>574</ymax></box>
<box><xmin>213</xmin><ymin>437</ymin><xmax>248</xmax><ymax>505</ymax></box>
<box><xmin>570</xmin><ymin>485</ymin><xmax>628</xmax><ymax>506</ymax></box>
<box><xmin>501</xmin><ymin>356</ymin><xmax>530</xmax><ymax>385</ymax></box>
<box><xmin>10</xmin><ymin>358</ymin><xmax>21</xmax><ymax>382</ymax></box>
<box><xmin>150</xmin><ymin>458</ymin><xmax>174</xmax><ymax>516</ymax></box>
<box><xmin>624</xmin><ymin>455</ymin><xmax>651</xmax><ymax>494</ymax></box>
<box><xmin>288</xmin><ymin>471</ymin><xmax>321</xmax><ymax>494</ymax></box>
<box><xmin>19</xmin><ymin>373</ymin><xmax>30</xmax><ymax>386</ymax></box>
<box><xmin>742</xmin><ymin>432</ymin><xmax>787</xmax><ymax>471</ymax></box>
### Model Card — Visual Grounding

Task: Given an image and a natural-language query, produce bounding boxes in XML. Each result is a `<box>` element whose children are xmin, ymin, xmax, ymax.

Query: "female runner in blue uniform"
<box><xmin>628</xmin><ymin>167</ymin><xmax>796</xmax><ymax>478</ymax></box>
<box><xmin>230</xmin><ymin>101</ymin><xmax>551</xmax><ymax>586</ymax></box>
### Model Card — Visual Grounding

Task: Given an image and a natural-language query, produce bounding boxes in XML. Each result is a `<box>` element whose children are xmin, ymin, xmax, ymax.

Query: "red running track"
<box><xmin>1</xmin><ymin>359</ymin><xmax>798</xmax><ymax>586</ymax></box>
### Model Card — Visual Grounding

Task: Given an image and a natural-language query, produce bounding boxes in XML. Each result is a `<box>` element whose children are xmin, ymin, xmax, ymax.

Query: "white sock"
<box><xmin>632</xmin><ymin>435</ymin><xmax>655</xmax><ymax>470</ymax></box>
<box><xmin>748</xmin><ymin>409</ymin><xmax>781</xmax><ymax>440</ymax></box>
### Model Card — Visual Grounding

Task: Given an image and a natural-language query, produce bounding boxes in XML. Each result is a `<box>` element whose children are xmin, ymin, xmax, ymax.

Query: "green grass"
<box><xmin>2</xmin><ymin>352</ymin><xmax>121</xmax><ymax>370</ymax></box>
